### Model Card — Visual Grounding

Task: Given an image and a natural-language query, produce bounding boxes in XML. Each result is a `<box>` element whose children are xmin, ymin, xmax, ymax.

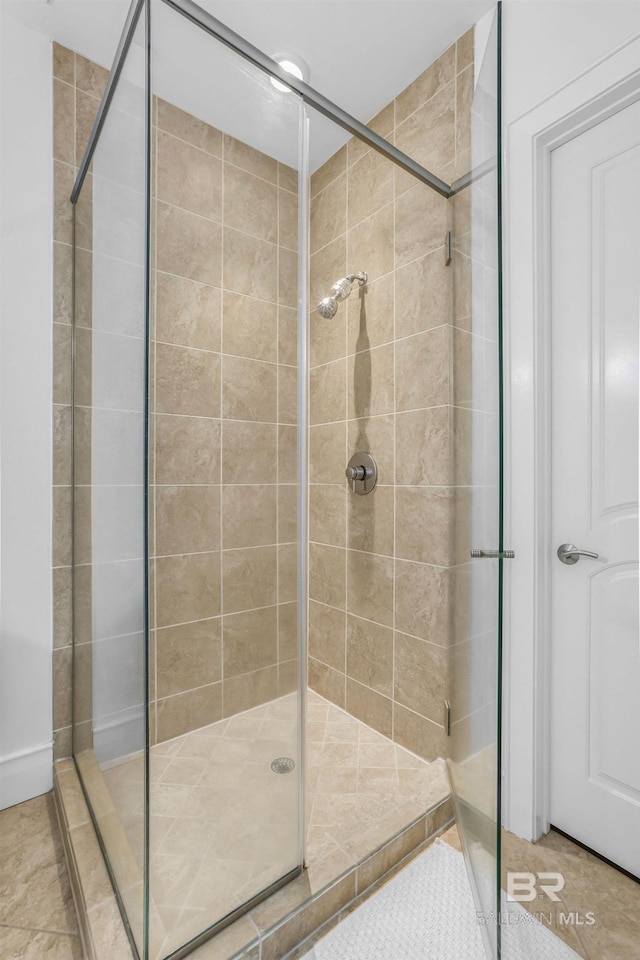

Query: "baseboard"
<box><xmin>0</xmin><ymin>740</ymin><xmax>53</xmax><ymax>809</ymax></box>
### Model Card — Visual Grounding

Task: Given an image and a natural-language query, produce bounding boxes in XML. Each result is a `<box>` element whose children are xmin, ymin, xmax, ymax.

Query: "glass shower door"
<box><xmin>447</xmin><ymin>6</ymin><xmax>503</xmax><ymax>958</ymax></box>
<box><xmin>147</xmin><ymin>2</ymin><xmax>307</xmax><ymax>956</ymax></box>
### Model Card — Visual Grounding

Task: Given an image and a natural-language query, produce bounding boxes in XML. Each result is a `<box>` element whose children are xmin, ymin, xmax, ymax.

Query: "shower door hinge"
<box><xmin>445</xmin><ymin>231</ymin><xmax>452</xmax><ymax>266</ymax></box>
<box><xmin>444</xmin><ymin>700</ymin><xmax>451</xmax><ymax>736</ymax></box>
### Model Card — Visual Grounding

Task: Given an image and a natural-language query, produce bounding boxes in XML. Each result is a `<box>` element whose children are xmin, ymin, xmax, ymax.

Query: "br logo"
<box><xmin>506</xmin><ymin>872</ymin><xmax>565</xmax><ymax>902</ymax></box>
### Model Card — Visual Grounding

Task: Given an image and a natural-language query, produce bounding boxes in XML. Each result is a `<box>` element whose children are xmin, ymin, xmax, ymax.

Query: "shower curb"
<box><xmin>54</xmin><ymin>755</ymin><xmax>453</xmax><ymax>960</ymax></box>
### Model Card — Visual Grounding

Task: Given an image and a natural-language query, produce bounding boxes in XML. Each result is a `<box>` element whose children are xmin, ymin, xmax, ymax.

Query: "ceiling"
<box><xmin>6</xmin><ymin>0</ymin><xmax>494</xmax><ymax>170</ymax></box>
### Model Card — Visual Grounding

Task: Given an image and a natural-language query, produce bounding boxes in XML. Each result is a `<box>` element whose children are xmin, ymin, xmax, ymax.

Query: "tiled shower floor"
<box><xmin>101</xmin><ymin>689</ymin><xmax>450</xmax><ymax>957</ymax></box>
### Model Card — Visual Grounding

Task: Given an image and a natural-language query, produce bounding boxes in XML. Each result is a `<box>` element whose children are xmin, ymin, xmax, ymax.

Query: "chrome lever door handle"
<box><xmin>557</xmin><ymin>543</ymin><xmax>599</xmax><ymax>565</ymax></box>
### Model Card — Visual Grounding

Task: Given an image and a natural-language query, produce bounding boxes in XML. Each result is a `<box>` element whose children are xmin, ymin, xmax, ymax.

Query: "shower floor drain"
<box><xmin>270</xmin><ymin>757</ymin><xmax>295</xmax><ymax>774</ymax></box>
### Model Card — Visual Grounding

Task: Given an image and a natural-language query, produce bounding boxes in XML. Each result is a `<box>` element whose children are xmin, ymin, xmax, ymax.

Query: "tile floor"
<box><xmin>1</xmin><ymin>765</ymin><xmax>638</xmax><ymax>959</ymax></box>
<box><xmin>0</xmin><ymin>793</ymin><xmax>83</xmax><ymax>959</ymax></box>
<box><xmin>100</xmin><ymin>690</ymin><xmax>449</xmax><ymax>957</ymax></box>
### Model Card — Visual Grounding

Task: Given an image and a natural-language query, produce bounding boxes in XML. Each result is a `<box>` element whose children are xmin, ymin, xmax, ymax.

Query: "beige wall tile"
<box><xmin>155</xmin><ymin>415</ymin><xmax>221</xmax><ymax>485</ymax></box>
<box><xmin>53</xmin><ymin>404</ymin><xmax>72</xmax><ymax>486</ymax></box>
<box><xmin>224</xmin><ymin>163</ymin><xmax>277</xmax><ymax>243</ymax></box>
<box><xmin>348</xmin><ymin>150</ymin><xmax>394</xmax><ymax>229</ymax></box>
<box><xmin>309</xmin><ymin>543</ymin><xmax>346</xmax><ymax>610</ymax></box>
<box><xmin>53</xmin><ymin>486</ymin><xmax>72</xmax><ymax>567</ymax></box>
<box><xmin>395</xmin><ymin>407</ymin><xmax>450</xmax><ymax>485</ymax></box>
<box><xmin>346</xmin><ymin>273</ymin><xmax>394</xmax><ymax>355</ymax></box>
<box><xmin>456</xmin><ymin>29</ymin><xmax>474</xmax><ymax>75</ymax></box>
<box><xmin>395</xmin><ymin>486</ymin><xmax>451</xmax><ymax>566</ymax></box>
<box><xmin>53</xmin><ymin>80</ymin><xmax>75</xmax><ymax>165</ymax></box>
<box><xmin>395</xmin><ymin>327</ymin><xmax>449</xmax><ymax>412</ymax></box>
<box><xmin>395</xmin><ymin>82</ymin><xmax>456</xmax><ymax>179</ymax></box>
<box><xmin>348</xmin><ymin>101</ymin><xmax>394</xmax><ymax>168</ymax></box>
<box><xmin>395</xmin><ymin>560</ymin><xmax>449</xmax><ymax>646</ymax></box>
<box><xmin>156</xmin><ymin>552</ymin><xmax>221</xmax><ymax>627</ymax></box>
<box><xmin>347</xmin><ymin>484</ymin><xmax>394</xmax><ymax>557</ymax></box>
<box><xmin>347</xmin><ymin>204</ymin><xmax>394</xmax><ymax>283</ymax></box>
<box><xmin>53</xmin><ymin>43</ymin><xmax>75</xmax><ymax>84</ymax></box>
<box><xmin>222</xmin><ymin>420</ymin><xmax>277</xmax><ymax>484</ymax></box>
<box><xmin>310</xmin><ymin>235</ymin><xmax>347</xmax><ymax>321</ymax></box>
<box><xmin>157</xmin><ymin>99</ymin><xmax>222</xmax><ymax>156</ymax></box>
<box><xmin>278</xmin><ymin>424</ymin><xmax>298</xmax><ymax>482</ymax></box>
<box><xmin>309</xmin><ymin>484</ymin><xmax>346</xmax><ymax>548</ymax></box>
<box><xmin>347</xmin><ymin>550</ymin><xmax>393</xmax><ymax>627</ymax></box>
<box><xmin>310</xmin><ymin>422</ymin><xmax>346</xmax><ymax>484</ymax></box>
<box><xmin>345</xmin><ymin>678</ymin><xmax>392</xmax><ymax>739</ymax></box>
<box><xmin>54</xmin><ymin>242</ymin><xmax>73</xmax><ymax>325</ymax></box>
<box><xmin>157</xmin><ymin>201</ymin><xmax>222</xmax><ymax>286</ymax></box>
<box><xmin>156</xmin><ymin>343</ymin><xmax>220</xmax><ymax>417</ymax></box>
<box><xmin>278</xmin><ymin>163</ymin><xmax>298</xmax><ymax>193</ymax></box>
<box><xmin>279</xmin><ymin>483</ymin><xmax>297</xmax><ymax>544</ymax></box>
<box><xmin>157</xmin><ymin>131</ymin><xmax>222</xmax><ymax>221</ymax></box>
<box><xmin>223</xmin><ymin>227</ymin><xmax>277</xmax><ymax>302</ymax></box>
<box><xmin>278</xmin><ymin>364</ymin><xmax>298</xmax><ymax>425</ymax></box>
<box><xmin>156</xmin><ymin>619</ymin><xmax>222</xmax><ymax>698</ymax></box>
<box><xmin>53</xmin><ymin>567</ymin><xmax>73</xmax><ymax>649</ymax></box>
<box><xmin>278</xmin><ymin>306</ymin><xmax>298</xmax><ymax>366</ymax></box>
<box><xmin>156</xmin><ymin>485</ymin><xmax>221</xmax><ymax>556</ymax></box>
<box><xmin>393</xmin><ymin>703</ymin><xmax>445</xmax><ymax>762</ymax></box>
<box><xmin>348</xmin><ymin>342</ymin><xmax>394</xmax><ymax>420</ymax></box>
<box><xmin>311</xmin><ymin>145</ymin><xmax>346</xmax><ymax>198</ymax></box>
<box><xmin>75</xmin><ymin>54</ymin><xmax>108</xmax><ymax>99</ymax></box>
<box><xmin>310</xmin><ymin>360</ymin><xmax>346</xmax><ymax>426</ymax></box>
<box><xmin>346</xmin><ymin>615</ymin><xmax>393</xmax><ymax>697</ymax></box>
<box><xmin>308</xmin><ymin>600</ymin><xmax>345</xmax><ymax>673</ymax></box>
<box><xmin>75</xmin><ymin>91</ymin><xmax>99</xmax><ymax>169</ymax></box>
<box><xmin>278</xmin><ymin>602</ymin><xmax>298</xmax><ymax>661</ymax></box>
<box><xmin>157</xmin><ymin>683</ymin><xmax>222</xmax><ymax>742</ymax></box>
<box><xmin>278</xmin><ymin>187</ymin><xmax>298</xmax><ymax>252</ymax></box>
<box><xmin>222</xmin><ymin>291</ymin><xmax>277</xmax><ymax>362</ymax></box>
<box><xmin>223</xmin><ymin>606</ymin><xmax>278</xmax><ymax>678</ymax></box>
<box><xmin>308</xmin><ymin>657</ymin><xmax>345</xmax><ymax>709</ymax></box>
<box><xmin>278</xmin><ymin>247</ymin><xmax>298</xmax><ymax>309</ymax></box>
<box><xmin>223</xmin><ymin>134</ymin><xmax>277</xmax><ymax>183</ymax></box>
<box><xmin>223</xmin><ymin>665</ymin><xmax>278</xmax><ymax>717</ymax></box>
<box><xmin>394</xmin><ymin>183</ymin><xmax>448</xmax><ymax>266</ymax></box>
<box><xmin>395</xmin><ymin>249</ymin><xmax>451</xmax><ymax>340</ymax></box>
<box><xmin>455</xmin><ymin>65</ymin><xmax>474</xmax><ymax>177</ymax></box>
<box><xmin>280</xmin><ymin>542</ymin><xmax>297</xmax><ymax>604</ymax></box>
<box><xmin>394</xmin><ymin>631</ymin><xmax>448</xmax><ymax>723</ymax></box>
<box><xmin>310</xmin><ymin>173</ymin><xmax>346</xmax><ymax>255</ymax></box>
<box><xmin>222</xmin><ymin>355</ymin><xmax>277</xmax><ymax>423</ymax></box>
<box><xmin>395</xmin><ymin>44</ymin><xmax>456</xmax><ymax>126</ymax></box>
<box><xmin>54</xmin><ymin>161</ymin><xmax>74</xmax><ymax>245</ymax></box>
<box><xmin>222</xmin><ymin>484</ymin><xmax>277</xmax><ymax>549</ymax></box>
<box><xmin>54</xmin><ymin>646</ymin><xmax>72</xmax><ymax>730</ymax></box>
<box><xmin>222</xmin><ymin>546</ymin><xmax>277</xmax><ymax>614</ymax></box>
<box><xmin>155</xmin><ymin>273</ymin><xmax>221</xmax><ymax>352</ymax></box>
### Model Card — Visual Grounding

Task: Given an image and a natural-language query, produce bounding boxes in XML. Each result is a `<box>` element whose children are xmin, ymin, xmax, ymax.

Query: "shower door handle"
<box><xmin>470</xmin><ymin>549</ymin><xmax>515</xmax><ymax>559</ymax></box>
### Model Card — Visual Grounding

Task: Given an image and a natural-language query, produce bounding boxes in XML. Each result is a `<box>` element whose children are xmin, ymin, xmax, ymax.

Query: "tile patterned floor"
<box><xmin>102</xmin><ymin>689</ymin><xmax>449</xmax><ymax>958</ymax></box>
<box><xmin>0</xmin><ymin>793</ymin><xmax>83</xmax><ymax>959</ymax></box>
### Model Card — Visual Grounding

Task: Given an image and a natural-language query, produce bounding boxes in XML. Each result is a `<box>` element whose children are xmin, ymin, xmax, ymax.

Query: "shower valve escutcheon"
<box><xmin>345</xmin><ymin>452</ymin><xmax>377</xmax><ymax>495</ymax></box>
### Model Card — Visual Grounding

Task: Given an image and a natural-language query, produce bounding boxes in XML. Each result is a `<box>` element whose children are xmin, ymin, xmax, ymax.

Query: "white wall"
<box><xmin>0</xmin><ymin>9</ymin><xmax>54</xmax><ymax>808</ymax></box>
<box><xmin>502</xmin><ymin>0</ymin><xmax>640</xmax><ymax>839</ymax></box>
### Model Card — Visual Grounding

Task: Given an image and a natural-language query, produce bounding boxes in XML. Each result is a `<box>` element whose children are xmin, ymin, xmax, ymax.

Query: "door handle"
<box><xmin>557</xmin><ymin>543</ymin><xmax>599</xmax><ymax>565</ymax></box>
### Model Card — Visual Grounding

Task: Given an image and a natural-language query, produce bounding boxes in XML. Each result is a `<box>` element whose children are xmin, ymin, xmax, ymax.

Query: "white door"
<box><xmin>550</xmin><ymin>99</ymin><xmax>640</xmax><ymax>877</ymax></box>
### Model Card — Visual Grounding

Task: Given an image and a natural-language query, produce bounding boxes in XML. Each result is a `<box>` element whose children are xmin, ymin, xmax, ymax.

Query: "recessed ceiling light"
<box><xmin>270</xmin><ymin>55</ymin><xmax>309</xmax><ymax>93</ymax></box>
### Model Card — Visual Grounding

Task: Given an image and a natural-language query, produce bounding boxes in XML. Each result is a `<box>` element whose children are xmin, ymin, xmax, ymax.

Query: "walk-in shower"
<box><xmin>66</xmin><ymin>1</ymin><xmax>503</xmax><ymax>958</ymax></box>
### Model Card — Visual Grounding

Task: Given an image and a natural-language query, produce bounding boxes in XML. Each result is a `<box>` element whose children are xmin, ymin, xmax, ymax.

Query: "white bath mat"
<box><xmin>300</xmin><ymin>839</ymin><xmax>581</xmax><ymax>960</ymax></box>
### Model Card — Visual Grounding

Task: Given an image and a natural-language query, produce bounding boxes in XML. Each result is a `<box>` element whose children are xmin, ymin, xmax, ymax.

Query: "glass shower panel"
<box><xmin>148</xmin><ymin>2</ymin><xmax>305</xmax><ymax>956</ymax></box>
<box><xmin>447</xmin><ymin>7</ymin><xmax>502</xmax><ymax>958</ymax></box>
<box><xmin>72</xmin><ymin>7</ymin><xmax>149</xmax><ymax>958</ymax></box>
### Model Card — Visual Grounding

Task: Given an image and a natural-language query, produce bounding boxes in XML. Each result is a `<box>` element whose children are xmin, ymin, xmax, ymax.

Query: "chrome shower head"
<box><xmin>316</xmin><ymin>272</ymin><xmax>368</xmax><ymax>318</ymax></box>
<box><xmin>318</xmin><ymin>296</ymin><xmax>339</xmax><ymax>319</ymax></box>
